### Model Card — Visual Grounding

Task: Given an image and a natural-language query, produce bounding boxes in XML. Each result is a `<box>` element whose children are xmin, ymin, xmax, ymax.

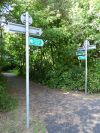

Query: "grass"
<box><xmin>0</xmin><ymin>109</ymin><xmax>47</xmax><ymax>133</ymax></box>
<box><xmin>7</xmin><ymin>69</ymin><xmax>20</xmax><ymax>76</ymax></box>
<box><xmin>0</xmin><ymin>74</ymin><xmax>18</xmax><ymax>112</ymax></box>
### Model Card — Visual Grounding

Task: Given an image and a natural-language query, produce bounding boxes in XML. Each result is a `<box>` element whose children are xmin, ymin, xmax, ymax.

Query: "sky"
<box><xmin>1</xmin><ymin>3</ymin><xmax>13</xmax><ymax>14</ymax></box>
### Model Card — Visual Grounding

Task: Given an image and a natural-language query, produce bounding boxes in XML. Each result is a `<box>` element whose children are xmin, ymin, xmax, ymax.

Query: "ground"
<box><xmin>0</xmin><ymin>73</ymin><xmax>100</xmax><ymax>133</ymax></box>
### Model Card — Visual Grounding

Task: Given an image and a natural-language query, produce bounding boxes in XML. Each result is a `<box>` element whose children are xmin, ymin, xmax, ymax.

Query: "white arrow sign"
<box><xmin>4</xmin><ymin>22</ymin><xmax>43</xmax><ymax>36</ymax></box>
<box><xmin>78</xmin><ymin>45</ymin><xmax>96</xmax><ymax>51</ymax></box>
<box><xmin>88</xmin><ymin>45</ymin><xmax>96</xmax><ymax>50</ymax></box>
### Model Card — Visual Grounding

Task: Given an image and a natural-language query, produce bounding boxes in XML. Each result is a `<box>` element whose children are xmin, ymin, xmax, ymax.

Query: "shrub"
<box><xmin>43</xmin><ymin>65</ymin><xmax>85</xmax><ymax>91</ymax></box>
<box><xmin>88</xmin><ymin>59</ymin><xmax>100</xmax><ymax>93</ymax></box>
<box><xmin>43</xmin><ymin>59</ymin><xmax>100</xmax><ymax>93</ymax></box>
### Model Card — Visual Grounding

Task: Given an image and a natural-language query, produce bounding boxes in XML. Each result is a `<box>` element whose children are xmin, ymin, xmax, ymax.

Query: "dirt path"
<box><xmin>1</xmin><ymin>74</ymin><xmax>100</xmax><ymax>133</ymax></box>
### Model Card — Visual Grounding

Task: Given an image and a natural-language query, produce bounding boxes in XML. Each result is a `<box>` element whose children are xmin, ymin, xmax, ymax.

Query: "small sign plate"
<box><xmin>78</xmin><ymin>56</ymin><xmax>86</xmax><ymax>60</ymax></box>
<box><xmin>21</xmin><ymin>13</ymin><xmax>33</xmax><ymax>25</ymax></box>
<box><xmin>29</xmin><ymin>37</ymin><xmax>44</xmax><ymax>46</ymax></box>
<box><xmin>76</xmin><ymin>51</ymin><xmax>85</xmax><ymax>56</ymax></box>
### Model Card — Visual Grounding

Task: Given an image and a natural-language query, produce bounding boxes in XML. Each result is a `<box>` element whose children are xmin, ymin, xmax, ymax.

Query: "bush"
<box><xmin>43</xmin><ymin>65</ymin><xmax>85</xmax><ymax>91</ymax></box>
<box><xmin>0</xmin><ymin>76</ymin><xmax>17</xmax><ymax>112</ymax></box>
<box><xmin>43</xmin><ymin>59</ymin><xmax>100</xmax><ymax>93</ymax></box>
<box><xmin>30</xmin><ymin>60</ymin><xmax>53</xmax><ymax>82</ymax></box>
<box><xmin>1</xmin><ymin>64</ymin><xmax>16</xmax><ymax>72</ymax></box>
<box><xmin>88</xmin><ymin>59</ymin><xmax>100</xmax><ymax>93</ymax></box>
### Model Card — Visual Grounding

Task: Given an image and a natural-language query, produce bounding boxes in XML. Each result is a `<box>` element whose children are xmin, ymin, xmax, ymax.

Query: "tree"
<box><xmin>0</xmin><ymin>0</ymin><xmax>100</xmax><ymax>93</ymax></box>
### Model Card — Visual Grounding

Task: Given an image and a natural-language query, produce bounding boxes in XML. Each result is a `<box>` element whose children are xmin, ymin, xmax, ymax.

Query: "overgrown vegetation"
<box><xmin>0</xmin><ymin>0</ymin><xmax>100</xmax><ymax>93</ymax></box>
<box><xmin>0</xmin><ymin>75</ymin><xmax>17</xmax><ymax>112</ymax></box>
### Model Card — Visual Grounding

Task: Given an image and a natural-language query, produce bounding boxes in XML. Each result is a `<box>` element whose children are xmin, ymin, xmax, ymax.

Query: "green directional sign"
<box><xmin>76</xmin><ymin>50</ymin><xmax>85</xmax><ymax>56</ymax></box>
<box><xmin>29</xmin><ymin>37</ymin><xmax>44</xmax><ymax>46</ymax></box>
<box><xmin>78</xmin><ymin>55</ymin><xmax>86</xmax><ymax>60</ymax></box>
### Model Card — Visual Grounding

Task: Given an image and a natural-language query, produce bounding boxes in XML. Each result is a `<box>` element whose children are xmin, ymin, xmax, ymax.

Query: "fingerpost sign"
<box><xmin>29</xmin><ymin>37</ymin><xmax>44</xmax><ymax>46</ymax></box>
<box><xmin>1</xmin><ymin>11</ymin><xmax>43</xmax><ymax>129</ymax></box>
<box><xmin>76</xmin><ymin>40</ymin><xmax>96</xmax><ymax>95</ymax></box>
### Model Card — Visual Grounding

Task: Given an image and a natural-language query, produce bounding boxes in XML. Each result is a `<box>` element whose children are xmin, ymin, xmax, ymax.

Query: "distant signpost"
<box><xmin>76</xmin><ymin>40</ymin><xmax>96</xmax><ymax>95</ymax></box>
<box><xmin>29</xmin><ymin>37</ymin><xmax>44</xmax><ymax>46</ymax></box>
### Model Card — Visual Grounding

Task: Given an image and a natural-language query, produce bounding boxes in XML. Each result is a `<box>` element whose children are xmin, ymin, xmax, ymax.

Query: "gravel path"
<box><xmin>1</xmin><ymin>74</ymin><xmax>100</xmax><ymax>133</ymax></box>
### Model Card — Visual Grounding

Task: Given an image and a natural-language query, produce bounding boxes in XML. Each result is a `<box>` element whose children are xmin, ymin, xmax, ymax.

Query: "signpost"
<box><xmin>29</xmin><ymin>37</ymin><xmax>44</xmax><ymax>46</ymax></box>
<box><xmin>76</xmin><ymin>40</ymin><xmax>96</xmax><ymax>95</ymax></box>
<box><xmin>0</xmin><ymin>12</ymin><xmax>43</xmax><ymax>129</ymax></box>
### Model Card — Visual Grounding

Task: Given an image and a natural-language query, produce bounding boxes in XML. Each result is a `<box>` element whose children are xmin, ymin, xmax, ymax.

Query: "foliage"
<box><xmin>0</xmin><ymin>75</ymin><xmax>17</xmax><ymax>112</ymax></box>
<box><xmin>42</xmin><ymin>59</ymin><xmax>100</xmax><ymax>93</ymax></box>
<box><xmin>0</xmin><ymin>0</ymin><xmax>100</xmax><ymax>93</ymax></box>
<box><xmin>88</xmin><ymin>59</ymin><xmax>100</xmax><ymax>93</ymax></box>
<box><xmin>42</xmin><ymin>64</ymin><xmax>85</xmax><ymax>91</ymax></box>
<box><xmin>7</xmin><ymin>69</ymin><xmax>20</xmax><ymax>75</ymax></box>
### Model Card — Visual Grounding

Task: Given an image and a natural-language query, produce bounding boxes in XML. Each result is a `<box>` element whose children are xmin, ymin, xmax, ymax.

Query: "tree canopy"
<box><xmin>0</xmin><ymin>0</ymin><xmax>100</xmax><ymax>93</ymax></box>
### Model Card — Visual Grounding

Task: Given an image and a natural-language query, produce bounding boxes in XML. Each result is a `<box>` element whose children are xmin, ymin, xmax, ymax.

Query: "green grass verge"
<box><xmin>0</xmin><ymin>75</ymin><xmax>18</xmax><ymax>112</ymax></box>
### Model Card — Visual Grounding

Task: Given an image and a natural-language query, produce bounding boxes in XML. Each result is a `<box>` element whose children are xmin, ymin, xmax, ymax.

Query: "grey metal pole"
<box><xmin>85</xmin><ymin>40</ymin><xmax>88</xmax><ymax>95</ymax></box>
<box><xmin>26</xmin><ymin>11</ymin><xmax>30</xmax><ymax>128</ymax></box>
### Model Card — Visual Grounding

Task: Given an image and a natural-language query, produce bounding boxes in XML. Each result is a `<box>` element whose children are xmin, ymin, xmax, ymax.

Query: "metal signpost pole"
<box><xmin>85</xmin><ymin>40</ymin><xmax>88</xmax><ymax>95</ymax></box>
<box><xmin>26</xmin><ymin>11</ymin><xmax>30</xmax><ymax>128</ymax></box>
